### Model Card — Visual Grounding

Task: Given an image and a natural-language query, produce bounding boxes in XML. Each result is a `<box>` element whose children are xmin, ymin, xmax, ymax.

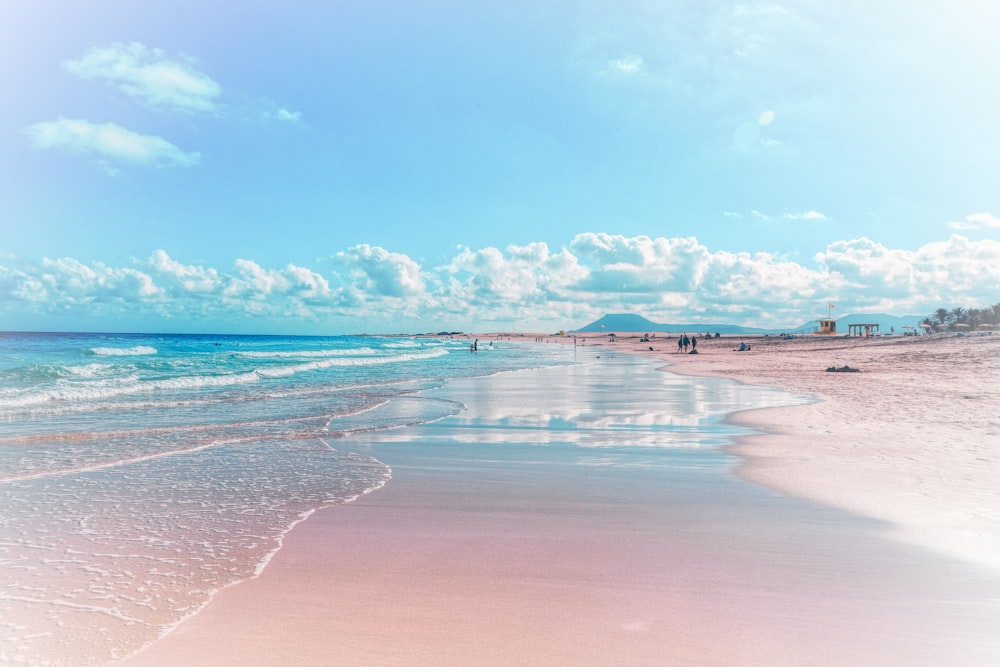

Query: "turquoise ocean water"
<box><xmin>0</xmin><ymin>332</ymin><xmax>805</xmax><ymax>664</ymax></box>
<box><xmin>0</xmin><ymin>332</ymin><xmax>576</xmax><ymax>663</ymax></box>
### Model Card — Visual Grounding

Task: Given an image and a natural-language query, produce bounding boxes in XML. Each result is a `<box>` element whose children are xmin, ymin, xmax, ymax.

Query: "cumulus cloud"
<box><xmin>4</xmin><ymin>233</ymin><xmax>1000</xmax><ymax>331</ymax></box>
<box><xmin>150</xmin><ymin>250</ymin><xmax>221</xmax><ymax>292</ymax></box>
<box><xmin>64</xmin><ymin>42</ymin><xmax>221</xmax><ymax>113</ymax></box>
<box><xmin>817</xmin><ymin>235</ymin><xmax>1000</xmax><ymax>306</ymax></box>
<box><xmin>701</xmin><ymin>249</ymin><xmax>822</xmax><ymax>305</ymax></box>
<box><xmin>569</xmin><ymin>233</ymin><xmax>708</xmax><ymax>294</ymax></box>
<box><xmin>29</xmin><ymin>257</ymin><xmax>163</xmax><ymax>306</ymax></box>
<box><xmin>335</xmin><ymin>244</ymin><xmax>425</xmax><ymax>298</ymax></box>
<box><xmin>24</xmin><ymin>118</ymin><xmax>200</xmax><ymax>168</ymax></box>
<box><xmin>146</xmin><ymin>252</ymin><xmax>333</xmax><ymax>303</ymax></box>
<box><xmin>441</xmin><ymin>242</ymin><xmax>587</xmax><ymax>319</ymax></box>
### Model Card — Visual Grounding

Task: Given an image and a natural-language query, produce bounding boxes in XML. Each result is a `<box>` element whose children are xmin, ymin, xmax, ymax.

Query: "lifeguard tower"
<box><xmin>814</xmin><ymin>304</ymin><xmax>838</xmax><ymax>335</ymax></box>
<box><xmin>816</xmin><ymin>318</ymin><xmax>837</xmax><ymax>335</ymax></box>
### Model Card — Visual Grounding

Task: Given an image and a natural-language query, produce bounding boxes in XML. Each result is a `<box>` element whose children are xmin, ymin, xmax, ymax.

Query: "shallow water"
<box><xmin>0</xmin><ymin>332</ymin><xmax>573</xmax><ymax>664</ymax></box>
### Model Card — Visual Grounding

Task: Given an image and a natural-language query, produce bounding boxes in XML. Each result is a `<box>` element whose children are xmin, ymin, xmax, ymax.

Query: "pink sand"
<box><xmin>128</xmin><ymin>336</ymin><xmax>1000</xmax><ymax>665</ymax></box>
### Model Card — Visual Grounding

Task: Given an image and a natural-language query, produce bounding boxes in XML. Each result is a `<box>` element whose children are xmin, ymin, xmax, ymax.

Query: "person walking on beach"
<box><xmin>682</xmin><ymin>334</ymin><xmax>690</xmax><ymax>352</ymax></box>
<box><xmin>677</xmin><ymin>335</ymin><xmax>683</xmax><ymax>353</ymax></box>
<box><xmin>691</xmin><ymin>335</ymin><xmax>697</xmax><ymax>352</ymax></box>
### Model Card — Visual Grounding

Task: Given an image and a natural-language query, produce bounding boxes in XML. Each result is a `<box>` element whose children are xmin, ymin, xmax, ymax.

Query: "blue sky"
<box><xmin>2</xmin><ymin>0</ymin><xmax>998</xmax><ymax>334</ymax></box>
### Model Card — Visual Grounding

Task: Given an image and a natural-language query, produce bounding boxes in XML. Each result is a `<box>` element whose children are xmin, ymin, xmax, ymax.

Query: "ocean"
<box><xmin>0</xmin><ymin>331</ymin><xmax>799</xmax><ymax>664</ymax></box>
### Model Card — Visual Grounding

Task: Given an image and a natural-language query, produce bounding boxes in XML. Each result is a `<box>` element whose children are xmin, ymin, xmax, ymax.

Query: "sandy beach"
<box><xmin>128</xmin><ymin>333</ymin><xmax>1000</xmax><ymax>666</ymax></box>
<box><xmin>578</xmin><ymin>330</ymin><xmax>1000</xmax><ymax>574</ymax></box>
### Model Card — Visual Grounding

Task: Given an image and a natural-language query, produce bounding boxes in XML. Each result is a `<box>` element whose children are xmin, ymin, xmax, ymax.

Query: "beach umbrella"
<box><xmin>918</xmin><ymin>323</ymin><xmax>932</xmax><ymax>329</ymax></box>
<box><xmin>953</xmin><ymin>323</ymin><xmax>971</xmax><ymax>329</ymax></box>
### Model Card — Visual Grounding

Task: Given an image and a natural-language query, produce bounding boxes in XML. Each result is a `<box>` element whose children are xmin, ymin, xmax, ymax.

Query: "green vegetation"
<box><xmin>920</xmin><ymin>304</ymin><xmax>1000</xmax><ymax>332</ymax></box>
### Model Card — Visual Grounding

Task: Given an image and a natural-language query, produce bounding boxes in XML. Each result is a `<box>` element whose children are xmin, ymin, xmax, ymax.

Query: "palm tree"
<box><xmin>933</xmin><ymin>308</ymin><xmax>951</xmax><ymax>330</ymax></box>
<box><xmin>924</xmin><ymin>303</ymin><xmax>1000</xmax><ymax>331</ymax></box>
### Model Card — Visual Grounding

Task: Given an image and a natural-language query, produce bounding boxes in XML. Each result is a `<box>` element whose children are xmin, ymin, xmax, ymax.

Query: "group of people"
<box><xmin>676</xmin><ymin>334</ymin><xmax>697</xmax><ymax>353</ymax></box>
<box><xmin>674</xmin><ymin>333</ymin><xmax>752</xmax><ymax>353</ymax></box>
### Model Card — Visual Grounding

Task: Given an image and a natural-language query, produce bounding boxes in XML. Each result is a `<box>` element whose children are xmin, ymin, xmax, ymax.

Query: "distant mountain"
<box><xmin>571</xmin><ymin>313</ymin><xmax>770</xmax><ymax>335</ymax></box>
<box><xmin>572</xmin><ymin>312</ymin><xmax>926</xmax><ymax>335</ymax></box>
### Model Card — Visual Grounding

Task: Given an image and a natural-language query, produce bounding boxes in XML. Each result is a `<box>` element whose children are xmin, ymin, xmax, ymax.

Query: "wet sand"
<box><xmin>129</xmin><ymin>345</ymin><xmax>1000</xmax><ymax>665</ymax></box>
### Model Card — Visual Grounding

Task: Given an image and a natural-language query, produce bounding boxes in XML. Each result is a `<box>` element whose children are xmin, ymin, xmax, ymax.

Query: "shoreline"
<box><xmin>530</xmin><ymin>330</ymin><xmax>1000</xmax><ymax>573</ymax></box>
<box><xmin>126</xmin><ymin>333</ymin><xmax>1000</xmax><ymax>665</ymax></box>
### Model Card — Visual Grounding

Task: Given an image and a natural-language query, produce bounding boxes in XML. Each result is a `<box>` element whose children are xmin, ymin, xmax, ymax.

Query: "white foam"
<box><xmin>255</xmin><ymin>347</ymin><xmax>450</xmax><ymax>377</ymax></box>
<box><xmin>89</xmin><ymin>346</ymin><xmax>157</xmax><ymax>356</ymax></box>
<box><xmin>0</xmin><ymin>348</ymin><xmax>451</xmax><ymax>413</ymax></box>
<box><xmin>63</xmin><ymin>363</ymin><xmax>112</xmax><ymax>377</ymax></box>
<box><xmin>236</xmin><ymin>347</ymin><xmax>377</xmax><ymax>359</ymax></box>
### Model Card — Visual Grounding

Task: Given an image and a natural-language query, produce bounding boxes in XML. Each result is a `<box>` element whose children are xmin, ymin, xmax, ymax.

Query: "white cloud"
<box><xmin>947</xmin><ymin>211</ymin><xmax>1000</xmax><ymax>231</ymax></box>
<box><xmin>283</xmin><ymin>264</ymin><xmax>331</xmax><ymax>298</ymax></box>
<box><xmin>817</xmin><ymin>235</ymin><xmax>1000</xmax><ymax>305</ymax></box>
<box><xmin>150</xmin><ymin>250</ymin><xmax>221</xmax><ymax>292</ymax></box>
<box><xmin>30</xmin><ymin>257</ymin><xmax>163</xmax><ymax>306</ymax></box>
<box><xmin>712</xmin><ymin>3</ymin><xmax>796</xmax><ymax>59</ymax></box>
<box><xmin>64</xmin><ymin>42</ymin><xmax>221</xmax><ymax>113</ymax></box>
<box><xmin>782</xmin><ymin>210</ymin><xmax>828</xmax><ymax>221</ymax></box>
<box><xmin>442</xmin><ymin>242</ymin><xmax>587</xmax><ymax>315</ymax></box>
<box><xmin>759</xmin><ymin>109</ymin><xmax>776</xmax><ymax>125</ymax></box>
<box><xmin>4</xmin><ymin>233</ymin><xmax>1000</xmax><ymax>332</ymax></box>
<box><xmin>217</xmin><ymin>259</ymin><xmax>333</xmax><ymax>308</ymax></box>
<box><xmin>703</xmin><ymin>249</ymin><xmax>822</xmax><ymax>302</ymax></box>
<box><xmin>227</xmin><ymin>258</ymin><xmax>290</xmax><ymax>298</ymax></box>
<box><xmin>608</xmin><ymin>54</ymin><xmax>645</xmax><ymax>75</ymax></box>
<box><xmin>25</xmin><ymin>118</ymin><xmax>201</xmax><ymax>168</ymax></box>
<box><xmin>276</xmin><ymin>108</ymin><xmax>302</xmax><ymax>123</ymax></box>
<box><xmin>335</xmin><ymin>244</ymin><xmax>425</xmax><ymax>298</ymax></box>
<box><xmin>730</xmin><ymin>209</ymin><xmax>828</xmax><ymax>223</ymax></box>
<box><xmin>569</xmin><ymin>233</ymin><xmax>708</xmax><ymax>294</ymax></box>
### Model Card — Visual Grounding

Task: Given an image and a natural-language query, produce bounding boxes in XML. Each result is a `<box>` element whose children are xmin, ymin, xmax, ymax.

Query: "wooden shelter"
<box><xmin>848</xmin><ymin>323</ymin><xmax>880</xmax><ymax>337</ymax></box>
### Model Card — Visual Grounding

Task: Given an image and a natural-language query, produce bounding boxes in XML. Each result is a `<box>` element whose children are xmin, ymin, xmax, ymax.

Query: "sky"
<box><xmin>2</xmin><ymin>0</ymin><xmax>999</xmax><ymax>335</ymax></box>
